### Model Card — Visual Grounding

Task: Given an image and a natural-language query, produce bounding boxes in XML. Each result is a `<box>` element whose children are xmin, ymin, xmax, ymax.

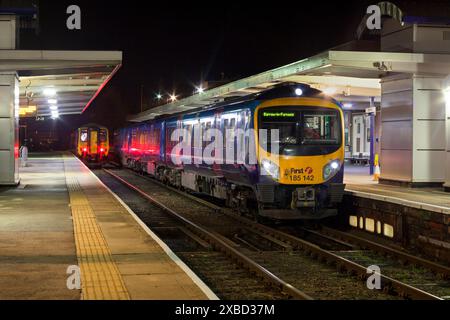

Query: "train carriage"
<box><xmin>74</xmin><ymin>123</ymin><xmax>110</xmax><ymax>166</ymax></box>
<box><xmin>115</xmin><ymin>83</ymin><xmax>345</xmax><ymax>220</ymax></box>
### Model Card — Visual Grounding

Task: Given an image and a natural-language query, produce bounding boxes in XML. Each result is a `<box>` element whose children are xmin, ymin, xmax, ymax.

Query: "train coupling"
<box><xmin>291</xmin><ymin>187</ymin><xmax>316</xmax><ymax>209</ymax></box>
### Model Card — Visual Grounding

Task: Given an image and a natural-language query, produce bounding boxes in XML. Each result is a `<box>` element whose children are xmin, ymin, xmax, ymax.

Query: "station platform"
<box><xmin>344</xmin><ymin>164</ymin><xmax>450</xmax><ymax>263</ymax></box>
<box><xmin>0</xmin><ymin>153</ymin><xmax>215</xmax><ymax>300</ymax></box>
<box><xmin>344</xmin><ymin>164</ymin><xmax>450</xmax><ymax>214</ymax></box>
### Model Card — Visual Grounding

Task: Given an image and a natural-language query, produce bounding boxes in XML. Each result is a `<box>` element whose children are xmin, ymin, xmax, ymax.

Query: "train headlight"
<box><xmin>261</xmin><ymin>159</ymin><xmax>280</xmax><ymax>180</ymax></box>
<box><xmin>323</xmin><ymin>160</ymin><xmax>341</xmax><ymax>180</ymax></box>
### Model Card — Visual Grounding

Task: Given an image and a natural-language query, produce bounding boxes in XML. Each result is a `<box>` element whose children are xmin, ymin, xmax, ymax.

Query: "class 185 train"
<box><xmin>114</xmin><ymin>83</ymin><xmax>345</xmax><ymax>220</ymax></box>
<box><xmin>73</xmin><ymin>123</ymin><xmax>110</xmax><ymax>165</ymax></box>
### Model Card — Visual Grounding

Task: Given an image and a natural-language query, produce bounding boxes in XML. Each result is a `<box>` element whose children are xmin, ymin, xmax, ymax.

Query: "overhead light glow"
<box><xmin>49</xmin><ymin>105</ymin><xmax>58</xmax><ymax>111</ymax></box>
<box><xmin>295</xmin><ymin>88</ymin><xmax>303</xmax><ymax>96</ymax></box>
<box><xmin>343</xmin><ymin>103</ymin><xmax>353</xmax><ymax>109</ymax></box>
<box><xmin>444</xmin><ymin>87</ymin><xmax>450</xmax><ymax>105</ymax></box>
<box><xmin>196</xmin><ymin>86</ymin><xmax>205</xmax><ymax>94</ymax></box>
<box><xmin>48</xmin><ymin>99</ymin><xmax>58</xmax><ymax>104</ymax></box>
<box><xmin>51</xmin><ymin>110</ymin><xmax>59</xmax><ymax>119</ymax></box>
<box><xmin>43</xmin><ymin>88</ymin><xmax>57</xmax><ymax>97</ymax></box>
<box><xmin>169</xmin><ymin>94</ymin><xmax>177</xmax><ymax>102</ymax></box>
<box><xmin>323</xmin><ymin>87</ymin><xmax>337</xmax><ymax>95</ymax></box>
<box><xmin>156</xmin><ymin>93</ymin><xmax>162</xmax><ymax>100</ymax></box>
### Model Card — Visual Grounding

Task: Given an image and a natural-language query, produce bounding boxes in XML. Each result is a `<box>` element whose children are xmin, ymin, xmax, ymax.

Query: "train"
<box><xmin>73</xmin><ymin>123</ymin><xmax>110</xmax><ymax>166</ymax></box>
<box><xmin>114</xmin><ymin>83</ymin><xmax>345</xmax><ymax>220</ymax></box>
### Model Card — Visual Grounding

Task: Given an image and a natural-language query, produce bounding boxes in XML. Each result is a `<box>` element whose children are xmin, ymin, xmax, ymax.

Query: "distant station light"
<box><xmin>196</xmin><ymin>86</ymin><xmax>205</xmax><ymax>94</ymax></box>
<box><xmin>169</xmin><ymin>94</ymin><xmax>177</xmax><ymax>102</ymax></box>
<box><xmin>48</xmin><ymin>99</ymin><xmax>58</xmax><ymax>104</ymax></box>
<box><xmin>43</xmin><ymin>88</ymin><xmax>57</xmax><ymax>97</ymax></box>
<box><xmin>343</xmin><ymin>103</ymin><xmax>353</xmax><ymax>109</ymax></box>
<box><xmin>156</xmin><ymin>93</ymin><xmax>163</xmax><ymax>100</ymax></box>
<box><xmin>49</xmin><ymin>105</ymin><xmax>58</xmax><ymax>111</ymax></box>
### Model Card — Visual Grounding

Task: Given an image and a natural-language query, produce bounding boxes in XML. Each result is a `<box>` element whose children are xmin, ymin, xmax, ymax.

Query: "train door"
<box><xmin>90</xmin><ymin>130</ymin><xmax>98</xmax><ymax>154</ymax></box>
<box><xmin>352</xmin><ymin>115</ymin><xmax>366</xmax><ymax>157</ymax></box>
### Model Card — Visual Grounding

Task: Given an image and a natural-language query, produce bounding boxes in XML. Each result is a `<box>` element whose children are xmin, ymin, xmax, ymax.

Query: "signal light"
<box><xmin>100</xmin><ymin>148</ymin><xmax>105</xmax><ymax>153</ymax></box>
<box><xmin>83</xmin><ymin>148</ymin><xmax>87</xmax><ymax>152</ymax></box>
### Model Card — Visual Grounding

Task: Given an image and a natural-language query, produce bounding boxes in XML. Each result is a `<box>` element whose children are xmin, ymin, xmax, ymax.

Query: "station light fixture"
<box><xmin>343</xmin><ymin>103</ymin><xmax>353</xmax><ymax>109</ymax></box>
<box><xmin>156</xmin><ymin>93</ymin><xmax>162</xmax><ymax>100</ymax></box>
<box><xmin>48</xmin><ymin>99</ymin><xmax>58</xmax><ymax>104</ymax></box>
<box><xmin>196</xmin><ymin>86</ymin><xmax>205</xmax><ymax>94</ymax></box>
<box><xmin>169</xmin><ymin>94</ymin><xmax>177</xmax><ymax>102</ymax></box>
<box><xmin>51</xmin><ymin>111</ymin><xmax>59</xmax><ymax>119</ymax></box>
<box><xmin>49</xmin><ymin>105</ymin><xmax>58</xmax><ymax>111</ymax></box>
<box><xmin>323</xmin><ymin>87</ymin><xmax>337</xmax><ymax>95</ymax></box>
<box><xmin>444</xmin><ymin>87</ymin><xmax>450</xmax><ymax>105</ymax></box>
<box><xmin>43</xmin><ymin>88</ymin><xmax>57</xmax><ymax>97</ymax></box>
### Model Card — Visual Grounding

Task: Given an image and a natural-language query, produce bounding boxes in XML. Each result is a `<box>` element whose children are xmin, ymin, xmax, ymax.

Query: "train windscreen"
<box><xmin>259</xmin><ymin>107</ymin><xmax>341</xmax><ymax>156</ymax></box>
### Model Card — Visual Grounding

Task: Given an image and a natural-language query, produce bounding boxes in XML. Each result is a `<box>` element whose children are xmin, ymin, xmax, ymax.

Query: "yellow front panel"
<box><xmin>90</xmin><ymin>131</ymin><xmax>98</xmax><ymax>154</ymax></box>
<box><xmin>78</xmin><ymin>129</ymin><xmax>87</xmax><ymax>156</ymax></box>
<box><xmin>255</xmin><ymin>97</ymin><xmax>345</xmax><ymax>185</ymax></box>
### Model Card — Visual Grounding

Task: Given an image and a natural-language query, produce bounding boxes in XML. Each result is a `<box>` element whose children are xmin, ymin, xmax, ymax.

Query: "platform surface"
<box><xmin>344</xmin><ymin>164</ymin><xmax>450</xmax><ymax>214</ymax></box>
<box><xmin>0</xmin><ymin>153</ymin><xmax>214</xmax><ymax>300</ymax></box>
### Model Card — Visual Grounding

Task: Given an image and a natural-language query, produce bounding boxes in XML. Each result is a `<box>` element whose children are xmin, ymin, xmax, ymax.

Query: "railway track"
<box><xmin>99</xmin><ymin>167</ymin><xmax>447</xmax><ymax>300</ymax></box>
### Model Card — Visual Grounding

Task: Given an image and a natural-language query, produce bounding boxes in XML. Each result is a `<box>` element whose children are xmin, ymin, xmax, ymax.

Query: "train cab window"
<box><xmin>99</xmin><ymin>130</ymin><xmax>108</xmax><ymax>143</ymax></box>
<box><xmin>259</xmin><ymin>107</ymin><xmax>342</xmax><ymax>156</ymax></box>
<box><xmin>302</xmin><ymin>113</ymin><xmax>340</xmax><ymax>145</ymax></box>
<box><xmin>80</xmin><ymin>130</ymin><xmax>88</xmax><ymax>142</ymax></box>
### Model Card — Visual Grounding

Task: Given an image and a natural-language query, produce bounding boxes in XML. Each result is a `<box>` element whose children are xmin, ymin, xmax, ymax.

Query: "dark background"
<box><xmin>11</xmin><ymin>0</ymin><xmax>450</xmax><ymax>149</ymax></box>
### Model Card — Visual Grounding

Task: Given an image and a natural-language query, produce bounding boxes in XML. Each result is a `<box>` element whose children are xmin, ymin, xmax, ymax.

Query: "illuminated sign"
<box><xmin>263</xmin><ymin>112</ymin><xmax>295</xmax><ymax>118</ymax></box>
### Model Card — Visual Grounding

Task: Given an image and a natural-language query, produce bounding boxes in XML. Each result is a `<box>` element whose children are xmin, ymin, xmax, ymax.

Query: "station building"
<box><xmin>0</xmin><ymin>8</ymin><xmax>122</xmax><ymax>185</ymax></box>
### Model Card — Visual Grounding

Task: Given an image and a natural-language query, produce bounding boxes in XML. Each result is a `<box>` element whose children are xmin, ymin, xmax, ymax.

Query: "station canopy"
<box><xmin>129</xmin><ymin>49</ymin><xmax>450</xmax><ymax>122</ymax></box>
<box><xmin>0</xmin><ymin>50</ymin><xmax>122</xmax><ymax>117</ymax></box>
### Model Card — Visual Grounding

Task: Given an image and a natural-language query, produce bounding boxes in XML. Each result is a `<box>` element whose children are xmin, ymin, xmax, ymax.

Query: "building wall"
<box><xmin>380</xmin><ymin>75</ymin><xmax>446</xmax><ymax>184</ymax></box>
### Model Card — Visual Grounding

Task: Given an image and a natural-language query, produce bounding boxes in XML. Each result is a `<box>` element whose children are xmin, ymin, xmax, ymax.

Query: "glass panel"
<box><xmin>302</xmin><ymin>113</ymin><xmax>339</xmax><ymax>145</ymax></box>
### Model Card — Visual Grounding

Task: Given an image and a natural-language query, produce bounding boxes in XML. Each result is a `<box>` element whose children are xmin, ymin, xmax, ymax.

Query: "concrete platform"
<box><xmin>344</xmin><ymin>163</ymin><xmax>450</xmax><ymax>214</ymax></box>
<box><xmin>343</xmin><ymin>163</ymin><xmax>450</xmax><ymax>263</ymax></box>
<box><xmin>0</xmin><ymin>153</ymin><xmax>215</xmax><ymax>300</ymax></box>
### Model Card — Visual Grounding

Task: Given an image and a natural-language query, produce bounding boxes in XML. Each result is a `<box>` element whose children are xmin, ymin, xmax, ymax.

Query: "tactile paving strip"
<box><xmin>64</xmin><ymin>159</ymin><xmax>130</xmax><ymax>300</ymax></box>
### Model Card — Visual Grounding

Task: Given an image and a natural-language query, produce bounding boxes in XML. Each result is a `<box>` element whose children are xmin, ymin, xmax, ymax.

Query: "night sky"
<box><xmin>16</xmin><ymin>0</ymin><xmax>450</xmax><ymax>148</ymax></box>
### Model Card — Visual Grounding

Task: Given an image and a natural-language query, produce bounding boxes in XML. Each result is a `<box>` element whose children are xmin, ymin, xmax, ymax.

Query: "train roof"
<box><xmin>130</xmin><ymin>83</ymin><xmax>342</xmax><ymax>125</ymax></box>
<box><xmin>78</xmin><ymin>123</ymin><xmax>109</xmax><ymax>130</ymax></box>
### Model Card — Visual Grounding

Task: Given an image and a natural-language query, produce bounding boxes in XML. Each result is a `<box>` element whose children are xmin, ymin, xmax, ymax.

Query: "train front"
<box><xmin>254</xmin><ymin>86</ymin><xmax>345</xmax><ymax>220</ymax></box>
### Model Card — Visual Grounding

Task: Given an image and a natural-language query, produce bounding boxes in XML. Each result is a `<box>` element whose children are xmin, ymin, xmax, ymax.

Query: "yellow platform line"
<box><xmin>64</xmin><ymin>159</ymin><xmax>130</xmax><ymax>300</ymax></box>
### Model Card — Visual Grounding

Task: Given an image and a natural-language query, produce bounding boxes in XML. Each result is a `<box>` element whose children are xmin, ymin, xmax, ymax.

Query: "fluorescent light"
<box><xmin>51</xmin><ymin>110</ymin><xmax>59</xmax><ymax>118</ymax></box>
<box><xmin>444</xmin><ymin>87</ymin><xmax>450</xmax><ymax>105</ymax></box>
<box><xmin>50</xmin><ymin>105</ymin><xmax>58</xmax><ymax>111</ymax></box>
<box><xmin>43</xmin><ymin>88</ymin><xmax>57</xmax><ymax>97</ymax></box>
<box><xmin>48</xmin><ymin>99</ymin><xmax>58</xmax><ymax>104</ymax></box>
<box><xmin>323</xmin><ymin>87</ymin><xmax>337</xmax><ymax>95</ymax></box>
<box><xmin>343</xmin><ymin>103</ymin><xmax>353</xmax><ymax>108</ymax></box>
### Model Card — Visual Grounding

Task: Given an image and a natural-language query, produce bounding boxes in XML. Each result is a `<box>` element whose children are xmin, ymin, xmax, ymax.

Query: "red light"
<box><xmin>100</xmin><ymin>148</ymin><xmax>105</xmax><ymax>153</ymax></box>
<box><xmin>83</xmin><ymin>148</ymin><xmax>87</xmax><ymax>152</ymax></box>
